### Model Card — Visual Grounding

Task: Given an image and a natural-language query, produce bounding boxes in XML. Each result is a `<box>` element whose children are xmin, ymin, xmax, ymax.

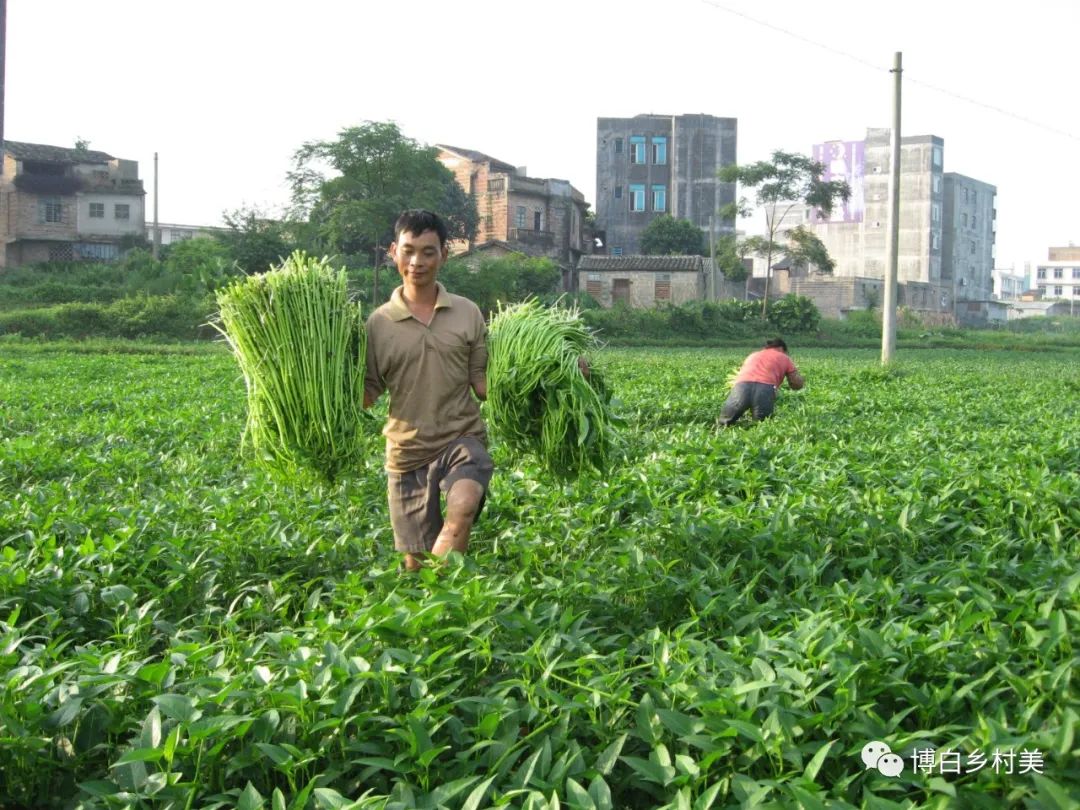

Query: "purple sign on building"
<box><xmin>812</xmin><ymin>140</ymin><xmax>864</xmax><ymax>223</ymax></box>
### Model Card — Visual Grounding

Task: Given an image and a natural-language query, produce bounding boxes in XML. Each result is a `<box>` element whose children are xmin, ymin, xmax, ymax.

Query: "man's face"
<box><xmin>390</xmin><ymin>228</ymin><xmax>447</xmax><ymax>289</ymax></box>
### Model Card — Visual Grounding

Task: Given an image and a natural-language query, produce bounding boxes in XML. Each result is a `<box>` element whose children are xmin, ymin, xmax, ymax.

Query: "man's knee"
<box><xmin>445</xmin><ymin>478</ymin><xmax>484</xmax><ymax>522</ymax></box>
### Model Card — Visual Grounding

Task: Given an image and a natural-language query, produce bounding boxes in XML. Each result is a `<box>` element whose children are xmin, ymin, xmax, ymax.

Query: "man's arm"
<box><xmin>469</xmin><ymin>307</ymin><xmax>488</xmax><ymax>402</ymax></box>
<box><xmin>787</xmin><ymin>369</ymin><xmax>805</xmax><ymax>390</ymax></box>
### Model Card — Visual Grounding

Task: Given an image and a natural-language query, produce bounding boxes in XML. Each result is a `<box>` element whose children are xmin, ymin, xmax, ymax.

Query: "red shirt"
<box><xmin>734</xmin><ymin>348</ymin><xmax>797</xmax><ymax>388</ymax></box>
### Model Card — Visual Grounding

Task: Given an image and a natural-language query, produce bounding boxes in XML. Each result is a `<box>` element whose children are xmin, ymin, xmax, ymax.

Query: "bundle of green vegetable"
<box><xmin>487</xmin><ymin>299</ymin><xmax>618</xmax><ymax>475</ymax></box>
<box><xmin>214</xmin><ymin>251</ymin><xmax>368</xmax><ymax>481</ymax></box>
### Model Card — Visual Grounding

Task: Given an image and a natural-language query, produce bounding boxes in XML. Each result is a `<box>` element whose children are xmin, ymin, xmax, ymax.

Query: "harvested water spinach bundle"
<box><xmin>215</xmin><ymin>251</ymin><xmax>369</xmax><ymax>481</ymax></box>
<box><xmin>487</xmin><ymin>299</ymin><xmax>618</xmax><ymax>476</ymax></box>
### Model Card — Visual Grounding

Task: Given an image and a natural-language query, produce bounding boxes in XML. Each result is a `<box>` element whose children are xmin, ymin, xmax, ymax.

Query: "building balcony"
<box><xmin>509</xmin><ymin>228</ymin><xmax>555</xmax><ymax>247</ymax></box>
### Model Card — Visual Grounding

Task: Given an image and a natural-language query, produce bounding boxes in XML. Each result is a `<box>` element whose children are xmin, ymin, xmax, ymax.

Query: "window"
<box><xmin>655</xmin><ymin>273</ymin><xmax>671</xmax><ymax>301</ymax></box>
<box><xmin>651</xmin><ymin>136</ymin><xmax>667</xmax><ymax>165</ymax></box>
<box><xmin>586</xmin><ymin>273</ymin><xmax>602</xmax><ymax>297</ymax></box>
<box><xmin>652</xmin><ymin>184</ymin><xmax>666</xmax><ymax>212</ymax></box>
<box><xmin>1074</xmin><ymin>286</ymin><xmax>1080</xmax><ymax>296</ymax></box>
<box><xmin>1054</xmin><ymin>268</ymin><xmax>1063</xmax><ymax>279</ymax></box>
<box><xmin>969</xmin><ymin>240</ymin><xmax>975</xmax><ymax>255</ymax></box>
<box><xmin>39</xmin><ymin>197</ymin><xmax>62</xmax><ymax>223</ymax></box>
<box><xmin>485</xmin><ymin>215</ymin><xmax>494</xmax><ymax>231</ymax></box>
<box><xmin>114</xmin><ymin>204</ymin><xmax>130</xmax><ymax>220</ymax></box>
<box><xmin>515</xmin><ymin>206</ymin><xmax>526</xmax><ymax>228</ymax></box>
<box><xmin>534</xmin><ymin>210</ymin><xmax>542</xmax><ymax>231</ymax></box>
<box><xmin>487</xmin><ymin>177</ymin><xmax>505</xmax><ymax>193</ymax></box>
<box><xmin>614</xmin><ymin>138</ymin><xmax>623</xmax><ymax>154</ymax></box>
<box><xmin>962</xmin><ymin>188</ymin><xmax>968</xmax><ymax>203</ymax></box>
<box><xmin>1054</xmin><ymin>286</ymin><xmax>1063</xmax><ymax>297</ymax></box>
<box><xmin>972</xmin><ymin>216</ymin><xmax>977</xmax><ymax>230</ymax></box>
<box><xmin>933</xmin><ymin>146</ymin><xmax>942</xmax><ymax>167</ymax></box>
<box><xmin>932</xmin><ymin>175</ymin><xmax>941</xmax><ymax>194</ymax></box>
<box><xmin>630</xmin><ymin>136</ymin><xmax>646</xmax><ymax>164</ymax></box>
<box><xmin>931</xmin><ymin>231</ymin><xmax>940</xmax><ymax>250</ymax></box>
<box><xmin>1037</xmin><ymin>268</ymin><xmax>1046</xmax><ymax>279</ymax></box>
<box><xmin>614</xmin><ymin>185</ymin><xmax>622</xmax><ymax>199</ymax></box>
<box><xmin>611</xmin><ymin>246</ymin><xmax>623</xmax><ymax>256</ymax></box>
<box><xmin>89</xmin><ymin>202</ymin><xmax>105</xmax><ymax>218</ymax></box>
<box><xmin>931</xmin><ymin>203</ymin><xmax>940</xmax><ymax>223</ymax></box>
<box><xmin>962</xmin><ymin>213</ymin><xmax>968</xmax><ymax>227</ymax></box>
<box><xmin>629</xmin><ymin>184</ymin><xmax>645</xmax><ymax>212</ymax></box>
<box><xmin>75</xmin><ymin>242</ymin><xmax>120</xmax><ymax>261</ymax></box>
<box><xmin>1073</xmin><ymin>268</ymin><xmax>1080</xmax><ymax>279</ymax></box>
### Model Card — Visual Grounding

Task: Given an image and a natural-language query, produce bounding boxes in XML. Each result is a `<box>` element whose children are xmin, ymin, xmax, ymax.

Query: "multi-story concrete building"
<box><xmin>942</xmin><ymin>174</ymin><xmax>997</xmax><ymax>304</ymax></box>
<box><xmin>992</xmin><ymin>266</ymin><xmax>1026</xmax><ymax>300</ymax></box>
<box><xmin>797</xmin><ymin>129</ymin><xmax>945</xmax><ymax>286</ymax></box>
<box><xmin>0</xmin><ymin>141</ymin><xmax>145</xmax><ymax>267</ymax></box>
<box><xmin>1035</xmin><ymin>247</ymin><xmax>1080</xmax><ymax>302</ymax></box>
<box><xmin>784</xmin><ymin>129</ymin><xmax>997</xmax><ymax>319</ymax></box>
<box><xmin>595</xmin><ymin>114</ymin><xmax>737</xmax><ymax>256</ymax></box>
<box><xmin>437</xmin><ymin>145</ymin><xmax>590</xmax><ymax>278</ymax></box>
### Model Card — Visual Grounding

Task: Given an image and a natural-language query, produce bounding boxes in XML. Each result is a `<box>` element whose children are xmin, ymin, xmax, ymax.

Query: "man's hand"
<box><xmin>578</xmin><ymin>357</ymin><xmax>591</xmax><ymax>379</ymax></box>
<box><xmin>788</xmin><ymin>371</ymin><xmax>805</xmax><ymax>391</ymax></box>
<box><xmin>472</xmin><ymin>378</ymin><xmax>488</xmax><ymax>401</ymax></box>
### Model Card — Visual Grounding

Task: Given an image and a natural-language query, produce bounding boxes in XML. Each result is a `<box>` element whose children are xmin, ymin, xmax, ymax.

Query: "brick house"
<box><xmin>1</xmin><ymin>141</ymin><xmax>146</xmax><ymax>268</ymax></box>
<box><xmin>578</xmin><ymin>255</ymin><xmax>707</xmax><ymax>308</ymax></box>
<box><xmin>437</xmin><ymin>145</ymin><xmax>591</xmax><ymax>288</ymax></box>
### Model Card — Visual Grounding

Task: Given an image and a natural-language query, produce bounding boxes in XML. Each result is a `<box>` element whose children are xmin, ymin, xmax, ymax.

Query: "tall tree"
<box><xmin>719</xmin><ymin>150</ymin><xmax>849</xmax><ymax>317</ymax></box>
<box><xmin>785</xmin><ymin>225</ymin><xmax>835</xmax><ymax>274</ymax></box>
<box><xmin>288</xmin><ymin>122</ymin><xmax>478</xmax><ymax>264</ymax></box>
<box><xmin>217</xmin><ymin>206</ymin><xmax>297</xmax><ymax>275</ymax></box>
<box><xmin>640</xmin><ymin>215</ymin><xmax>706</xmax><ymax>256</ymax></box>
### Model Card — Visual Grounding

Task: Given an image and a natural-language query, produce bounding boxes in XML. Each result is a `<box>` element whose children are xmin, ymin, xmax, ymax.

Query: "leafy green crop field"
<box><xmin>1</xmin><ymin>345</ymin><xmax>1078</xmax><ymax>810</ymax></box>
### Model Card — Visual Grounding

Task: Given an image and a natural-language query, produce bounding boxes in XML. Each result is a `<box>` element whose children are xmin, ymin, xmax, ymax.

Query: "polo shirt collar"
<box><xmin>387</xmin><ymin>283</ymin><xmax>453</xmax><ymax>322</ymax></box>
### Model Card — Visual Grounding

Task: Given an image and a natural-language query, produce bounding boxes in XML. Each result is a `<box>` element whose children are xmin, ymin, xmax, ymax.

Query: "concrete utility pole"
<box><xmin>882</xmin><ymin>51</ymin><xmax>902</xmax><ymax>365</ymax></box>
<box><xmin>1</xmin><ymin>0</ymin><xmax>7</xmax><ymax>151</ymax></box>
<box><xmin>709</xmin><ymin>215</ymin><xmax>717</xmax><ymax>300</ymax></box>
<box><xmin>152</xmin><ymin>152</ymin><xmax>160</xmax><ymax>261</ymax></box>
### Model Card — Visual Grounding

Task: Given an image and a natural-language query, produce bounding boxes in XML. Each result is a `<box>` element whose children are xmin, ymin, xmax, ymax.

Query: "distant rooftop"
<box><xmin>579</xmin><ymin>255</ymin><xmax>704</xmax><ymax>272</ymax></box>
<box><xmin>3</xmin><ymin>140</ymin><xmax>116</xmax><ymax>164</ymax></box>
<box><xmin>437</xmin><ymin>144</ymin><xmax>518</xmax><ymax>175</ymax></box>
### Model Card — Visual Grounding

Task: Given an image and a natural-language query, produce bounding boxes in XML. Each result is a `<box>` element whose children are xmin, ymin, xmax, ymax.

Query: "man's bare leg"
<box><xmin>429</xmin><ymin>479</ymin><xmax>484</xmax><ymax>558</ymax></box>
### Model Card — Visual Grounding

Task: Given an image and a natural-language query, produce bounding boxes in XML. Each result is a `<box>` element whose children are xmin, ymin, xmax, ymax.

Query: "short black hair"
<box><xmin>765</xmin><ymin>338</ymin><xmax>788</xmax><ymax>352</ymax></box>
<box><xmin>394</xmin><ymin>209</ymin><xmax>448</xmax><ymax>248</ymax></box>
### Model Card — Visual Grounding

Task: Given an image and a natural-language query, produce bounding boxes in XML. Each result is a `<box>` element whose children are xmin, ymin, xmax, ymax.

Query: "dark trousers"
<box><xmin>718</xmin><ymin>382</ymin><xmax>777</xmax><ymax>426</ymax></box>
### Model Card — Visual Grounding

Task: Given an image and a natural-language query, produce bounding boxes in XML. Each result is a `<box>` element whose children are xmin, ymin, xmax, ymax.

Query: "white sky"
<box><xmin>8</xmin><ymin>0</ymin><xmax>1079</xmax><ymax>272</ymax></box>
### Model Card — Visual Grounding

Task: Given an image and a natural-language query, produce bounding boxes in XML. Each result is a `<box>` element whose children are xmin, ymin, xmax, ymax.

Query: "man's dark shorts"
<box><xmin>718</xmin><ymin>381</ymin><xmax>777</xmax><ymax>426</ymax></box>
<box><xmin>387</xmin><ymin>436</ymin><xmax>494</xmax><ymax>554</ymax></box>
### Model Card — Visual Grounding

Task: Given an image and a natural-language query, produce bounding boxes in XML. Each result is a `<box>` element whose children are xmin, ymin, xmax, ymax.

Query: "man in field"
<box><xmin>717</xmin><ymin>337</ymin><xmax>805</xmax><ymax>427</ymax></box>
<box><xmin>363</xmin><ymin>210</ymin><xmax>492</xmax><ymax>572</ymax></box>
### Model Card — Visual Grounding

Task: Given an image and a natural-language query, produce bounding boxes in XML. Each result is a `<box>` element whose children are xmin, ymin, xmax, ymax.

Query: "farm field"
<box><xmin>1</xmin><ymin>344</ymin><xmax>1078</xmax><ymax>809</ymax></box>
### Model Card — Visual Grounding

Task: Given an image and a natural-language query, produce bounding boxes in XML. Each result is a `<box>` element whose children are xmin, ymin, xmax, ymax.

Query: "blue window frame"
<box><xmin>630</xmin><ymin>136</ymin><xmax>646</xmax><ymax>164</ymax></box>
<box><xmin>629</xmin><ymin>184</ymin><xmax>646</xmax><ymax>212</ymax></box>
<box><xmin>652</xmin><ymin>185</ymin><xmax>666</xmax><ymax>212</ymax></box>
<box><xmin>651</xmin><ymin>136</ymin><xmax>667</xmax><ymax>165</ymax></box>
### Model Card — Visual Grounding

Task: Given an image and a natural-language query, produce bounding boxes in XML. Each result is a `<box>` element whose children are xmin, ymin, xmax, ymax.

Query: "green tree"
<box><xmin>440</xmin><ymin>254</ymin><xmax>561</xmax><ymax>315</ymax></box>
<box><xmin>719</xmin><ymin>150</ymin><xmax>849</xmax><ymax>317</ymax></box>
<box><xmin>785</xmin><ymin>225</ymin><xmax>836</xmax><ymax>274</ymax></box>
<box><xmin>217</xmin><ymin>206</ymin><xmax>298</xmax><ymax>276</ymax></box>
<box><xmin>288</xmin><ymin>121</ymin><xmax>479</xmax><ymax>264</ymax></box>
<box><xmin>715</xmin><ymin>233</ymin><xmax>749</xmax><ymax>283</ymax></box>
<box><xmin>640</xmin><ymin>215</ymin><xmax>706</xmax><ymax>256</ymax></box>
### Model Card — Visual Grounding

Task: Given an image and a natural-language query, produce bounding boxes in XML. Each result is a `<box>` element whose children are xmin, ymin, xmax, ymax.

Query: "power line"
<box><xmin>696</xmin><ymin>0</ymin><xmax>1080</xmax><ymax>143</ymax></box>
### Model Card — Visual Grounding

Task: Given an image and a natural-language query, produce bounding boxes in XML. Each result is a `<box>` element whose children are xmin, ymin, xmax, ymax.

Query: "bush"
<box><xmin>766</xmin><ymin>295</ymin><xmax>820</xmax><ymax>332</ymax></box>
<box><xmin>0</xmin><ymin>294</ymin><xmax>215</xmax><ymax>339</ymax></box>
